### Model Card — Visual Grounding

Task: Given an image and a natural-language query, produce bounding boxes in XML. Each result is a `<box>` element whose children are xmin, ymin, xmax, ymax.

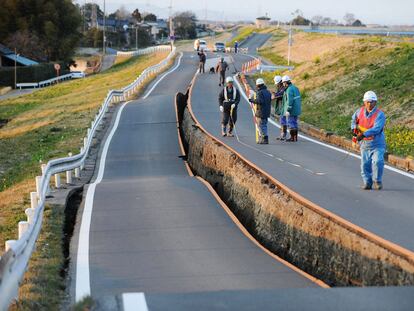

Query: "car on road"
<box><xmin>194</xmin><ymin>39</ymin><xmax>208</xmax><ymax>51</ymax></box>
<box><xmin>71</xmin><ymin>71</ymin><xmax>86</xmax><ymax>78</ymax></box>
<box><xmin>214</xmin><ymin>42</ymin><xmax>226</xmax><ymax>52</ymax></box>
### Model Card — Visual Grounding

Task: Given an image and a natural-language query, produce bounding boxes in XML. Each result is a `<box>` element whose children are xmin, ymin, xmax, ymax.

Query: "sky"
<box><xmin>76</xmin><ymin>0</ymin><xmax>414</xmax><ymax>25</ymax></box>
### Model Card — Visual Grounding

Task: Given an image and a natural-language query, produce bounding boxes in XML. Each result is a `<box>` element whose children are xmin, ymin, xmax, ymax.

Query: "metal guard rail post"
<box><xmin>0</xmin><ymin>45</ymin><xmax>176</xmax><ymax>310</ymax></box>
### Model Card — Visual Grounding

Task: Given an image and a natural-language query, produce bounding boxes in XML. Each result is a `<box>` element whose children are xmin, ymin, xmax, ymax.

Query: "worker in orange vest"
<box><xmin>351</xmin><ymin>91</ymin><xmax>386</xmax><ymax>190</ymax></box>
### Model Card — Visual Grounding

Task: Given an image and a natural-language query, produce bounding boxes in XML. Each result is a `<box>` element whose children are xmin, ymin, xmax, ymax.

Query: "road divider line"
<box><xmin>234</xmin><ymin>74</ymin><xmax>414</xmax><ymax>180</ymax></box>
<box><xmin>143</xmin><ymin>52</ymin><xmax>183</xmax><ymax>99</ymax></box>
<box><xmin>75</xmin><ymin>53</ymin><xmax>184</xmax><ymax>302</ymax></box>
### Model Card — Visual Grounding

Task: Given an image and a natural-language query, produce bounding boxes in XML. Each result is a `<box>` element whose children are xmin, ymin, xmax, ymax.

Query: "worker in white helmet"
<box><xmin>249</xmin><ymin>78</ymin><xmax>272</xmax><ymax>144</ymax></box>
<box><xmin>272</xmin><ymin>75</ymin><xmax>288</xmax><ymax>140</ymax></box>
<box><xmin>351</xmin><ymin>91</ymin><xmax>386</xmax><ymax>190</ymax></box>
<box><xmin>281</xmin><ymin>75</ymin><xmax>301</xmax><ymax>142</ymax></box>
<box><xmin>219</xmin><ymin>76</ymin><xmax>240</xmax><ymax>137</ymax></box>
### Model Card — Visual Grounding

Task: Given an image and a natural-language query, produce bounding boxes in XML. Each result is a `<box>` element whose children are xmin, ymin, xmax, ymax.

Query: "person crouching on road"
<box><xmin>281</xmin><ymin>75</ymin><xmax>302</xmax><ymax>142</ymax></box>
<box><xmin>216</xmin><ymin>57</ymin><xmax>229</xmax><ymax>86</ymax></box>
<box><xmin>249</xmin><ymin>78</ymin><xmax>272</xmax><ymax>144</ymax></box>
<box><xmin>219</xmin><ymin>77</ymin><xmax>240</xmax><ymax>137</ymax></box>
<box><xmin>351</xmin><ymin>91</ymin><xmax>386</xmax><ymax>190</ymax></box>
<box><xmin>198</xmin><ymin>50</ymin><xmax>206</xmax><ymax>73</ymax></box>
<box><xmin>272</xmin><ymin>75</ymin><xmax>288</xmax><ymax>140</ymax></box>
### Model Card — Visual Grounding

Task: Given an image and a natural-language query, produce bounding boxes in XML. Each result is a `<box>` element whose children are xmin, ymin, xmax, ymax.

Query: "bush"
<box><xmin>314</xmin><ymin>57</ymin><xmax>321</xmax><ymax>64</ymax></box>
<box><xmin>302</xmin><ymin>72</ymin><xmax>310</xmax><ymax>80</ymax></box>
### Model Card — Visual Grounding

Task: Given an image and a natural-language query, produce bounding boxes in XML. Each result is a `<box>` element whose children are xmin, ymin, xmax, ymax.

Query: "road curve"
<box><xmin>73</xmin><ymin>52</ymin><xmax>317</xmax><ymax>301</ymax></box>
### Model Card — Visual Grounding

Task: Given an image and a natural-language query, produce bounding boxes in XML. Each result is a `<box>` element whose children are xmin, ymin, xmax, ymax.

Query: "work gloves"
<box><xmin>231</xmin><ymin>104</ymin><xmax>236</xmax><ymax>109</ymax></box>
<box><xmin>357</xmin><ymin>133</ymin><xmax>365</xmax><ymax>142</ymax></box>
<box><xmin>220</xmin><ymin>106</ymin><xmax>224</xmax><ymax>112</ymax></box>
<box><xmin>285</xmin><ymin>111</ymin><xmax>290</xmax><ymax>117</ymax></box>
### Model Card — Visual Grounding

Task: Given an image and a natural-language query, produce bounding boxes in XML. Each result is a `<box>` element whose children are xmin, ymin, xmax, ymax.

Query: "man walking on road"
<box><xmin>351</xmin><ymin>91</ymin><xmax>386</xmax><ymax>190</ymax></box>
<box><xmin>234</xmin><ymin>41</ymin><xmax>239</xmax><ymax>53</ymax></box>
<box><xmin>272</xmin><ymin>75</ymin><xmax>288</xmax><ymax>140</ymax></box>
<box><xmin>216</xmin><ymin>57</ymin><xmax>229</xmax><ymax>86</ymax></box>
<box><xmin>249</xmin><ymin>78</ymin><xmax>272</xmax><ymax>144</ymax></box>
<box><xmin>219</xmin><ymin>77</ymin><xmax>240</xmax><ymax>137</ymax></box>
<box><xmin>198</xmin><ymin>50</ymin><xmax>206</xmax><ymax>73</ymax></box>
<box><xmin>282</xmin><ymin>75</ymin><xmax>302</xmax><ymax>142</ymax></box>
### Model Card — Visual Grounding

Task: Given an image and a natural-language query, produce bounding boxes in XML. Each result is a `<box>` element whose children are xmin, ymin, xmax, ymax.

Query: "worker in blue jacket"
<box><xmin>249</xmin><ymin>78</ymin><xmax>272</xmax><ymax>144</ymax></box>
<box><xmin>281</xmin><ymin>75</ymin><xmax>302</xmax><ymax>142</ymax></box>
<box><xmin>351</xmin><ymin>91</ymin><xmax>386</xmax><ymax>190</ymax></box>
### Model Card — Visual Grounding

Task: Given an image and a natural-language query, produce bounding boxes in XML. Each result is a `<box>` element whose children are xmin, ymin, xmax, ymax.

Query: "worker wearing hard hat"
<box><xmin>351</xmin><ymin>91</ymin><xmax>386</xmax><ymax>190</ymax></box>
<box><xmin>272</xmin><ymin>75</ymin><xmax>288</xmax><ymax>140</ymax></box>
<box><xmin>219</xmin><ymin>76</ymin><xmax>240</xmax><ymax>137</ymax></box>
<box><xmin>281</xmin><ymin>75</ymin><xmax>302</xmax><ymax>142</ymax></box>
<box><xmin>249</xmin><ymin>78</ymin><xmax>272</xmax><ymax>144</ymax></box>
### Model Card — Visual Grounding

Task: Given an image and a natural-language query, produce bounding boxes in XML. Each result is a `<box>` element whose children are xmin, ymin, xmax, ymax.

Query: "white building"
<box><xmin>256</xmin><ymin>16</ymin><xmax>271</xmax><ymax>28</ymax></box>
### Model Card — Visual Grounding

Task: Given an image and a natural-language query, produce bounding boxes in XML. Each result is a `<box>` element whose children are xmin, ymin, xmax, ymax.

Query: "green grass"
<box><xmin>228</xmin><ymin>26</ymin><xmax>256</xmax><ymax>47</ymax></box>
<box><xmin>301</xmin><ymin>43</ymin><xmax>414</xmax><ymax>157</ymax></box>
<box><xmin>9</xmin><ymin>203</ymin><xmax>66</xmax><ymax>310</ymax></box>
<box><xmin>251</xmin><ymin>30</ymin><xmax>414</xmax><ymax>158</ymax></box>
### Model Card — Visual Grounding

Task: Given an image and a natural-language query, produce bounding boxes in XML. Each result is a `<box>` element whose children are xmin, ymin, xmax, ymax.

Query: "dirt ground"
<box><xmin>273</xmin><ymin>32</ymin><xmax>354</xmax><ymax>63</ymax></box>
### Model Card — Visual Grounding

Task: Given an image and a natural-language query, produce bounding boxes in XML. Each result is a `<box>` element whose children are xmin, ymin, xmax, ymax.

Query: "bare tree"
<box><xmin>311</xmin><ymin>15</ymin><xmax>324</xmax><ymax>25</ymax></box>
<box><xmin>132</xmin><ymin>9</ymin><xmax>142</xmax><ymax>23</ymax></box>
<box><xmin>344</xmin><ymin>13</ymin><xmax>356</xmax><ymax>26</ymax></box>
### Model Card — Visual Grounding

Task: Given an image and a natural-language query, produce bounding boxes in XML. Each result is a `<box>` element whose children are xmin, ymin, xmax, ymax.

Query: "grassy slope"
<box><xmin>0</xmin><ymin>52</ymin><xmax>168</xmax><ymax>251</ymax></box>
<box><xmin>228</xmin><ymin>25</ymin><xmax>256</xmax><ymax>47</ymax></box>
<box><xmin>254</xmin><ymin>31</ymin><xmax>414</xmax><ymax>157</ymax></box>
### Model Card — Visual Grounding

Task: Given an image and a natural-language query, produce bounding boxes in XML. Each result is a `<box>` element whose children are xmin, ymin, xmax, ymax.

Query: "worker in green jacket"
<box><xmin>281</xmin><ymin>75</ymin><xmax>302</xmax><ymax>142</ymax></box>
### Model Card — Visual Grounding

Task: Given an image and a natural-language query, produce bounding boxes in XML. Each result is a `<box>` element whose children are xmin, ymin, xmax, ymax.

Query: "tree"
<box><xmin>344</xmin><ymin>13</ymin><xmax>356</xmax><ymax>26</ymax></box>
<box><xmin>5</xmin><ymin>30</ymin><xmax>47</xmax><ymax>61</ymax></box>
<box><xmin>132</xmin><ymin>9</ymin><xmax>142</xmax><ymax>23</ymax></box>
<box><xmin>352</xmin><ymin>19</ymin><xmax>365</xmax><ymax>27</ymax></box>
<box><xmin>291</xmin><ymin>16</ymin><xmax>311</xmax><ymax>26</ymax></box>
<box><xmin>311</xmin><ymin>15</ymin><xmax>324</xmax><ymax>25</ymax></box>
<box><xmin>143</xmin><ymin>13</ymin><xmax>157</xmax><ymax>22</ymax></box>
<box><xmin>173</xmin><ymin>11</ymin><xmax>197</xmax><ymax>39</ymax></box>
<box><xmin>0</xmin><ymin>0</ymin><xmax>82</xmax><ymax>61</ymax></box>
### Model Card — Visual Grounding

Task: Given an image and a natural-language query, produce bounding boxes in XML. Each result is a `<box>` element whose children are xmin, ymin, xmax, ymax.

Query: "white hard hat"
<box><xmin>274</xmin><ymin>75</ymin><xmax>282</xmax><ymax>84</ymax></box>
<box><xmin>226</xmin><ymin>76</ymin><xmax>234</xmax><ymax>83</ymax></box>
<box><xmin>282</xmin><ymin>75</ymin><xmax>291</xmax><ymax>83</ymax></box>
<box><xmin>256</xmin><ymin>78</ymin><xmax>265</xmax><ymax>85</ymax></box>
<box><xmin>363</xmin><ymin>91</ymin><xmax>377</xmax><ymax>102</ymax></box>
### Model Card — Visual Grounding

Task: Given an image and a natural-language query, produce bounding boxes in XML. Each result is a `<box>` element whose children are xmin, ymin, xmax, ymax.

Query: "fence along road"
<box><xmin>72</xmin><ymin>51</ymin><xmax>319</xmax><ymax>304</ymax></box>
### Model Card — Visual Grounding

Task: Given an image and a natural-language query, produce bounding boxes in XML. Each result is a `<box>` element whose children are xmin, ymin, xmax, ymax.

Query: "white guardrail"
<box><xmin>0</xmin><ymin>45</ymin><xmax>176</xmax><ymax>310</ymax></box>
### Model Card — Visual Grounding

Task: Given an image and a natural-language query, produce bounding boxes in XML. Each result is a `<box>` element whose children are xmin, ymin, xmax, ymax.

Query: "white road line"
<box><xmin>122</xmin><ymin>293</ymin><xmax>149</xmax><ymax>311</ymax></box>
<box><xmin>75</xmin><ymin>54</ymin><xmax>184</xmax><ymax>302</ymax></box>
<box><xmin>234</xmin><ymin>75</ymin><xmax>414</xmax><ymax>180</ymax></box>
<box><xmin>143</xmin><ymin>52</ymin><xmax>183</xmax><ymax>99</ymax></box>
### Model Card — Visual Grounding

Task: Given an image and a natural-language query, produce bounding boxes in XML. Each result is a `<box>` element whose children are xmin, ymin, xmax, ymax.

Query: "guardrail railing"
<box><xmin>0</xmin><ymin>45</ymin><xmax>176</xmax><ymax>311</ymax></box>
<box><xmin>116</xmin><ymin>45</ymin><xmax>172</xmax><ymax>57</ymax></box>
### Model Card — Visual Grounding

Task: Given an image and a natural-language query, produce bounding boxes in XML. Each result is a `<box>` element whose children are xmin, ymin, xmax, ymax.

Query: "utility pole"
<box><xmin>103</xmin><ymin>0</ymin><xmax>106</xmax><ymax>55</ymax></box>
<box><xmin>168</xmin><ymin>0</ymin><xmax>174</xmax><ymax>50</ymax></box>
<box><xmin>136</xmin><ymin>25</ymin><xmax>138</xmax><ymax>50</ymax></box>
<box><xmin>14</xmin><ymin>48</ymin><xmax>17</xmax><ymax>89</ymax></box>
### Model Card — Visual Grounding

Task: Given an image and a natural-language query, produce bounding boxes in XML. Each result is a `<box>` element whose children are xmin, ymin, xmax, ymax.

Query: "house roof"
<box><xmin>3</xmin><ymin>54</ymin><xmax>39</xmax><ymax>66</ymax></box>
<box><xmin>256</xmin><ymin>16</ymin><xmax>271</xmax><ymax>21</ymax></box>
<box><xmin>0</xmin><ymin>43</ymin><xmax>13</xmax><ymax>55</ymax></box>
<box><xmin>97</xmin><ymin>18</ymin><xmax>129</xmax><ymax>28</ymax></box>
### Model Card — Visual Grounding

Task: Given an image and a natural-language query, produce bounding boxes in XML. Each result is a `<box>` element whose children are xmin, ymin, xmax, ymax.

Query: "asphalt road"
<box><xmin>75</xmin><ymin>51</ymin><xmax>316</xmax><ymax>302</ymax></box>
<box><xmin>191</xmin><ymin>35</ymin><xmax>414</xmax><ymax>252</ymax></box>
<box><xmin>240</xmin><ymin>33</ymin><xmax>272</xmax><ymax>55</ymax></box>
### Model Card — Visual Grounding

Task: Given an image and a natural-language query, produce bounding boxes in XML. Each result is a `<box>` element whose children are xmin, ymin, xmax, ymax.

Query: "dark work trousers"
<box><xmin>219</xmin><ymin>70</ymin><xmax>226</xmax><ymax>85</ymax></box>
<box><xmin>221</xmin><ymin>106</ymin><xmax>238</xmax><ymax>129</ymax></box>
<box><xmin>198</xmin><ymin>62</ymin><xmax>205</xmax><ymax>73</ymax></box>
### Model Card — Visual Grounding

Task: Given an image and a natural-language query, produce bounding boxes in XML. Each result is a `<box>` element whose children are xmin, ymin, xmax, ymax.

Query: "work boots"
<box><xmin>228</xmin><ymin>127</ymin><xmax>234</xmax><ymax>137</ymax></box>
<box><xmin>287</xmin><ymin>129</ymin><xmax>298</xmax><ymax>142</ymax></box>
<box><xmin>277</xmin><ymin>126</ymin><xmax>288</xmax><ymax>141</ymax></box>
<box><xmin>258</xmin><ymin>136</ymin><xmax>269</xmax><ymax>144</ymax></box>
<box><xmin>221</xmin><ymin>126</ymin><xmax>227</xmax><ymax>137</ymax></box>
